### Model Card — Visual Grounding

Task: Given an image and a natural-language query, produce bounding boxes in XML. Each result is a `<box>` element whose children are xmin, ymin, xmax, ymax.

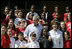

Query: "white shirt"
<box><xmin>26</xmin><ymin>40</ymin><xmax>40</xmax><ymax>48</ymax></box>
<box><xmin>26</xmin><ymin>12</ymin><xmax>39</xmax><ymax>20</ymax></box>
<box><xmin>45</xmin><ymin>12</ymin><xmax>48</xmax><ymax>20</ymax></box>
<box><xmin>24</xmin><ymin>24</ymin><xmax>43</xmax><ymax>41</ymax></box>
<box><xmin>49</xmin><ymin>29</ymin><xmax>63</xmax><ymax>48</ymax></box>
<box><xmin>14</xmin><ymin>18</ymin><xmax>24</xmax><ymax>25</ymax></box>
<box><xmin>15</xmin><ymin>40</ymin><xmax>27</xmax><ymax>48</ymax></box>
<box><xmin>10</xmin><ymin>37</ymin><xmax>15</xmax><ymax>48</ymax></box>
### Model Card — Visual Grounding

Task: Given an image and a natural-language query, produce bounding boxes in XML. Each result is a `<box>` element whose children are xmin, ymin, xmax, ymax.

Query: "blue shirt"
<box><xmin>24</xmin><ymin>24</ymin><xmax>43</xmax><ymax>41</ymax></box>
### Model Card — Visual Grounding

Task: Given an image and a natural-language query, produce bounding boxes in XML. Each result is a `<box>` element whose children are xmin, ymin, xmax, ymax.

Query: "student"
<box><xmin>1</xmin><ymin>24</ymin><xmax>11</xmax><ymax>48</ymax></box>
<box><xmin>65</xmin><ymin>14</ymin><xmax>71</xmax><ymax>48</ymax></box>
<box><xmin>53</xmin><ymin>12</ymin><xmax>61</xmax><ymax>26</ymax></box>
<box><xmin>65</xmin><ymin>13</ymin><xmax>71</xmax><ymax>39</ymax></box>
<box><xmin>14</xmin><ymin>10</ymin><xmax>25</xmax><ymax>28</ymax></box>
<box><xmin>15</xmin><ymin>32</ymin><xmax>27</xmax><ymax>48</ymax></box>
<box><xmin>1</xmin><ymin>6</ymin><xmax>10</xmax><ymax>24</ymax></box>
<box><xmin>63</xmin><ymin>31</ymin><xmax>71</xmax><ymax>48</ymax></box>
<box><xmin>64</xmin><ymin>6</ymin><xmax>71</xmax><ymax>21</ymax></box>
<box><xmin>14</xmin><ymin>9</ymin><xmax>19</xmax><ymax>18</ymax></box>
<box><xmin>25</xmin><ymin>32</ymin><xmax>40</xmax><ymax>48</ymax></box>
<box><xmin>7</xmin><ymin>28</ymin><xmax>15</xmax><ymax>48</ymax></box>
<box><xmin>52</xmin><ymin>6</ymin><xmax>58</xmax><ymax>19</ymax></box>
<box><xmin>27</xmin><ymin>12</ymin><xmax>33</xmax><ymax>25</ymax></box>
<box><xmin>39</xmin><ymin>28</ymin><xmax>53</xmax><ymax>48</ymax></box>
<box><xmin>42</xmin><ymin>5</ymin><xmax>49</xmax><ymax>21</ymax></box>
<box><xmin>7</xmin><ymin>19</ymin><xmax>17</xmax><ymax>38</ymax></box>
<box><xmin>26</xmin><ymin>5</ymin><xmax>39</xmax><ymax>20</ymax></box>
<box><xmin>40</xmin><ymin>12</ymin><xmax>46</xmax><ymax>21</ymax></box>
<box><xmin>17</xmin><ymin>19</ymin><xmax>27</xmax><ymax>33</ymax></box>
<box><xmin>5</xmin><ymin>10</ymin><xmax>13</xmax><ymax>24</ymax></box>
<box><xmin>59</xmin><ymin>21</ymin><xmax>66</xmax><ymax>37</ymax></box>
<box><xmin>38</xmin><ymin>19</ymin><xmax>45</xmax><ymax>26</ymax></box>
<box><xmin>48</xmin><ymin>20</ymin><xmax>63</xmax><ymax>48</ymax></box>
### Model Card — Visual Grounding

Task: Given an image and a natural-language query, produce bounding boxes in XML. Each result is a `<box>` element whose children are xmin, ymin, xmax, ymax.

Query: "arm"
<box><xmin>26</xmin><ymin>13</ymin><xmax>29</xmax><ymax>20</ymax></box>
<box><xmin>59</xmin><ymin>33</ymin><xmax>63</xmax><ymax>48</ymax></box>
<box><xmin>24</xmin><ymin>25</ymin><xmax>29</xmax><ymax>41</ymax></box>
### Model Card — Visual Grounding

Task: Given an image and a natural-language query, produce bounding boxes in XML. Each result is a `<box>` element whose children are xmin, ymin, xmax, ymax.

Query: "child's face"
<box><xmin>29</xmin><ymin>13</ymin><xmax>33</xmax><ymax>19</ymax></box>
<box><xmin>18</xmin><ymin>35</ymin><xmax>24</xmax><ymax>41</ymax></box>
<box><xmin>43</xmin><ymin>6</ymin><xmax>46</xmax><ymax>11</ymax></box>
<box><xmin>55</xmin><ymin>12</ymin><xmax>59</xmax><ymax>19</ymax></box>
<box><xmin>67</xmin><ymin>14</ymin><xmax>71</xmax><ymax>21</ymax></box>
<box><xmin>8</xmin><ymin>20</ymin><xmax>13</xmax><ymax>27</ymax></box>
<box><xmin>52</xmin><ymin>24</ymin><xmax>57</xmax><ymax>30</ymax></box>
<box><xmin>43</xmin><ymin>25</ymin><xmax>48</xmax><ymax>29</ymax></box>
<box><xmin>4</xmin><ymin>7</ymin><xmax>9</xmax><ymax>14</ymax></box>
<box><xmin>31</xmin><ymin>36</ymin><xmax>35</xmax><ymax>41</ymax></box>
<box><xmin>1</xmin><ymin>26</ymin><xmax>6</xmax><ymax>35</ymax></box>
<box><xmin>7</xmin><ymin>29</ymin><xmax>12</xmax><ymax>37</ymax></box>
<box><xmin>43</xmin><ymin>29</ymin><xmax>47</xmax><ymax>35</ymax></box>
<box><xmin>54</xmin><ymin>7</ymin><xmax>58</xmax><ymax>12</ymax></box>
<box><xmin>19</xmin><ymin>21</ymin><xmax>27</xmax><ymax>28</ymax></box>
<box><xmin>66</xmin><ymin>7</ymin><xmax>69</xmax><ymax>12</ymax></box>
<box><xmin>18</xmin><ymin>12</ymin><xmax>23</xmax><ymax>18</ymax></box>
<box><xmin>31</xmin><ymin>6</ymin><xmax>34</xmax><ymax>12</ymax></box>
<box><xmin>60</xmin><ymin>22</ymin><xmax>65</xmax><ymax>29</ymax></box>
<box><xmin>41</xmin><ymin>13</ymin><xmax>45</xmax><ymax>19</ymax></box>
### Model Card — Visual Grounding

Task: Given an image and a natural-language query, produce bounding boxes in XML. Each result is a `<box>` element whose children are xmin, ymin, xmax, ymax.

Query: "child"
<box><xmin>64</xmin><ymin>6</ymin><xmax>71</xmax><ymax>21</ymax></box>
<box><xmin>15</xmin><ymin>32</ymin><xmax>27</xmax><ymax>48</ymax></box>
<box><xmin>39</xmin><ymin>28</ymin><xmax>53</xmax><ymax>48</ymax></box>
<box><xmin>65</xmin><ymin>14</ymin><xmax>71</xmax><ymax>48</ymax></box>
<box><xmin>17</xmin><ymin>19</ymin><xmax>27</xmax><ymax>33</ymax></box>
<box><xmin>7</xmin><ymin>28</ymin><xmax>15</xmax><ymax>48</ymax></box>
<box><xmin>27</xmin><ymin>12</ymin><xmax>33</xmax><ymax>25</ymax></box>
<box><xmin>65</xmin><ymin>13</ymin><xmax>71</xmax><ymax>39</ymax></box>
<box><xmin>63</xmin><ymin>31</ymin><xmax>71</xmax><ymax>48</ymax></box>
<box><xmin>42</xmin><ymin>5</ymin><xmax>49</xmax><ymax>21</ymax></box>
<box><xmin>14</xmin><ymin>10</ymin><xmax>25</xmax><ymax>28</ymax></box>
<box><xmin>53</xmin><ymin>12</ymin><xmax>61</xmax><ymax>26</ymax></box>
<box><xmin>1</xmin><ymin>6</ymin><xmax>10</xmax><ymax>24</ymax></box>
<box><xmin>25</xmin><ymin>32</ymin><xmax>40</xmax><ymax>48</ymax></box>
<box><xmin>7</xmin><ymin>19</ymin><xmax>17</xmax><ymax>38</ymax></box>
<box><xmin>52</xmin><ymin>6</ymin><xmax>58</xmax><ymax>19</ymax></box>
<box><xmin>26</xmin><ymin>5</ymin><xmax>39</xmax><ymax>20</ymax></box>
<box><xmin>1</xmin><ymin>24</ymin><xmax>11</xmax><ymax>48</ymax></box>
<box><xmin>38</xmin><ymin>19</ymin><xmax>45</xmax><ymax>26</ymax></box>
<box><xmin>59</xmin><ymin>21</ymin><xmax>66</xmax><ymax>35</ymax></box>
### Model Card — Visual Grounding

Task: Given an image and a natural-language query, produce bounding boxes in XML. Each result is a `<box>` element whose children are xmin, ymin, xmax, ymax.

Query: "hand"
<box><xmin>27</xmin><ymin>40</ymin><xmax>31</xmax><ymax>43</ymax></box>
<box><xmin>48</xmin><ymin>36</ymin><xmax>52</xmax><ymax>41</ymax></box>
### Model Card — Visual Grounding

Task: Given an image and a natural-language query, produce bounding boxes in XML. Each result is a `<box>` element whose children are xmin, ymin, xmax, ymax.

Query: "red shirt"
<box><xmin>1</xmin><ymin>35</ymin><xmax>11</xmax><ymax>48</ymax></box>
<box><xmin>52</xmin><ymin>12</ymin><xmax>63</xmax><ymax>20</ymax></box>
<box><xmin>66</xmin><ymin>21</ymin><xmax>71</xmax><ymax>38</ymax></box>
<box><xmin>63</xmin><ymin>40</ymin><xmax>71</xmax><ymax>48</ymax></box>
<box><xmin>52</xmin><ymin>12</ymin><xmax>55</xmax><ymax>19</ymax></box>
<box><xmin>12</xmin><ymin>27</ymin><xmax>18</xmax><ymax>36</ymax></box>
<box><xmin>27</xmin><ymin>20</ymin><xmax>33</xmax><ymax>25</ymax></box>
<box><xmin>17</xmin><ymin>27</ymin><xmax>25</xmax><ymax>32</ymax></box>
<box><xmin>64</xmin><ymin>13</ymin><xmax>68</xmax><ymax>21</ymax></box>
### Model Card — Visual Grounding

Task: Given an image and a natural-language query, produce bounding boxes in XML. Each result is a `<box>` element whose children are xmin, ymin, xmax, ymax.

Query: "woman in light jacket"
<box><xmin>48</xmin><ymin>20</ymin><xmax>63</xmax><ymax>48</ymax></box>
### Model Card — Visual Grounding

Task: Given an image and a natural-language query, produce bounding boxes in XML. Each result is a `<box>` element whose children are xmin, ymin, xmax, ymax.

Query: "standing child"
<box><xmin>64</xmin><ymin>6</ymin><xmax>71</xmax><ymax>21</ymax></box>
<box><xmin>1</xmin><ymin>24</ymin><xmax>11</xmax><ymax>48</ymax></box>
<box><xmin>7</xmin><ymin>28</ymin><xmax>15</xmax><ymax>48</ymax></box>
<box><xmin>15</xmin><ymin>32</ymin><xmax>27</xmax><ymax>48</ymax></box>
<box><xmin>63</xmin><ymin>31</ymin><xmax>71</xmax><ymax>48</ymax></box>
<box><xmin>25</xmin><ymin>32</ymin><xmax>40</xmax><ymax>48</ymax></box>
<box><xmin>17</xmin><ymin>19</ymin><xmax>27</xmax><ymax>33</ymax></box>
